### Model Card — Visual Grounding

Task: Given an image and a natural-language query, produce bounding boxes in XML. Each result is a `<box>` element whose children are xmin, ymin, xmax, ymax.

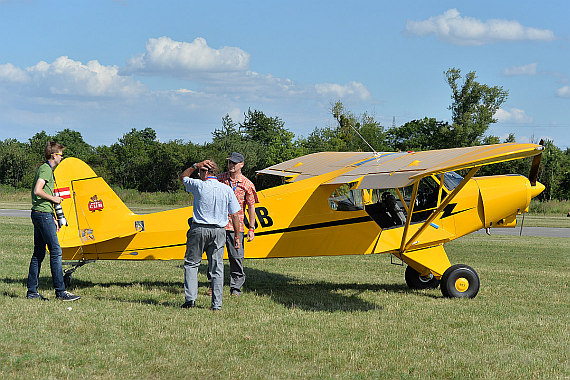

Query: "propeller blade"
<box><xmin>529</xmin><ymin>140</ymin><xmax>544</xmax><ymax>186</ymax></box>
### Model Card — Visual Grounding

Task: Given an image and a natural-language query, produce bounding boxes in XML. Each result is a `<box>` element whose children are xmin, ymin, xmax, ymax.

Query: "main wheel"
<box><xmin>405</xmin><ymin>265</ymin><xmax>440</xmax><ymax>289</ymax></box>
<box><xmin>440</xmin><ymin>264</ymin><xmax>480</xmax><ymax>298</ymax></box>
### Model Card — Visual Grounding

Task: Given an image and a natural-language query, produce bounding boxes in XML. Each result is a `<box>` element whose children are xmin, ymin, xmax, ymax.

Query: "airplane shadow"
<box><xmin>241</xmin><ymin>266</ymin><xmax>410</xmax><ymax>312</ymax></box>
<box><xmin>0</xmin><ymin>264</ymin><xmax>415</xmax><ymax>311</ymax></box>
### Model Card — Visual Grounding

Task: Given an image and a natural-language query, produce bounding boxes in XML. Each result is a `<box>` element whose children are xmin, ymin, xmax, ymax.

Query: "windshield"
<box><xmin>437</xmin><ymin>171</ymin><xmax>464</xmax><ymax>191</ymax></box>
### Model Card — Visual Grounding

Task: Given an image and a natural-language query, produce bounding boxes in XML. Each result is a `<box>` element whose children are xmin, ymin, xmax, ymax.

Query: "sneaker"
<box><xmin>206</xmin><ymin>287</ymin><xmax>212</xmax><ymax>296</ymax></box>
<box><xmin>181</xmin><ymin>300</ymin><xmax>196</xmax><ymax>308</ymax></box>
<box><xmin>56</xmin><ymin>291</ymin><xmax>81</xmax><ymax>301</ymax></box>
<box><xmin>230</xmin><ymin>289</ymin><xmax>241</xmax><ymax>297</ymax></box>
<box><xmin>26</xmin><ymin>292</ymin><xmax>49</xmax><ymax>301</ymax></box>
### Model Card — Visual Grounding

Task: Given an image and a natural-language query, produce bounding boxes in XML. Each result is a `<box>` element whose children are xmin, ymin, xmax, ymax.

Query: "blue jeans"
<box><xmin>27</xmin><ymin>211</ymin><xmax>66</xmax><ymax>295</ymax></box>
<box><xmin>184</xmin><ymin>223</ymin><xmax>225</xmax><ymax>309</ymax></box>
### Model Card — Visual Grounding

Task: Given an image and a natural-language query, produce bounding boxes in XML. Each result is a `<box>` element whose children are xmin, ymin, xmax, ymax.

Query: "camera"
<box><xmin>54</xmin><ymin>203</ymin><xmax>68</xmax><ymax>228</ymax></box>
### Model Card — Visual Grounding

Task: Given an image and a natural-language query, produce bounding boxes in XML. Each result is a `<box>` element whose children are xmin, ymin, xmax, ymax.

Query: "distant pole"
<box><xmin>392</xmin><ymin>116</ymin><xmax>396</xmax><ymax>129</ymax></box>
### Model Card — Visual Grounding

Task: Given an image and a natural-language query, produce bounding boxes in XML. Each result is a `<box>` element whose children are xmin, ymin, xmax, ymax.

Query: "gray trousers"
<box><xmin>184</xmin><ymin>223</ymin><xmax>225</xmax><ymax>310</ymax></box>
<box><xmin>207</xmin><ymin>231</ymin><xmax>245</xmax><ymax>294</ymax></box>
<box><xmin>226</xmin><ymin>230</ymin><xmax>245</xmax><ymax>294</ymax></box>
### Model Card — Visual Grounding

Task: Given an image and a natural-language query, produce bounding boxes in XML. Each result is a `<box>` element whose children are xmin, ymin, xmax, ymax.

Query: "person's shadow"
<box><xmin>2</xmin><ymin>263</ymin><xmax>411</xmax><ymax>310</ymax></box>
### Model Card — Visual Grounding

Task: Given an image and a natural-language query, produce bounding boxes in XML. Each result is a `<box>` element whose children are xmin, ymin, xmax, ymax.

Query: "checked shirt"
<box><xmin>217</xmin><ymin>172</ymin><xmax>259</xmax><ymax>232</ymax></box>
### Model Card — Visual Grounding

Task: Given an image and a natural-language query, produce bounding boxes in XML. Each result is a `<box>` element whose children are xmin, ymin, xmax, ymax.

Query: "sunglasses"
<box><xmin>53</xmin><ymin>153</ymin><xmax>63</xmax><ymax>156</ymax></box>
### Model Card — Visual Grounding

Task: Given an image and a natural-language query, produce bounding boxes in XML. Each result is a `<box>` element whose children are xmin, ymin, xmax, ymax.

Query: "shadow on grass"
<box><xmin>1</xmin><ymin>263</ymin><xmax>414</xmax><ymax>311</ymax></box>
<box><xmin>242</xmin><ymin>266</ymin><xmax>409</xmax><ymax>312</ymax></box>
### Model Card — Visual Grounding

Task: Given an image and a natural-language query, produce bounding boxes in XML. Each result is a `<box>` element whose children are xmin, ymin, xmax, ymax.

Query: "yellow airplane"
<box><xmin>54</xmin><ymin>142</ymin><xmax>545</xmax><ymax>298</ymax></box>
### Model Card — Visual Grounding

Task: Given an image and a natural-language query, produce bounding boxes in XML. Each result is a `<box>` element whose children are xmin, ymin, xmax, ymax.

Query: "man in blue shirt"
<box><xmin>179</xmin><ymin>159</ymin><xmax>240</xmax><ymax>310</ymax></box>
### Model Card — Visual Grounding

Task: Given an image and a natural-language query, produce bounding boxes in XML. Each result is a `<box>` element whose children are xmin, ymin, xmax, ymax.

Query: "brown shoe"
<box><xmin>206</xmin><ymin>287</ymin><xmax>212</xmax><ymax>296</ymax></box>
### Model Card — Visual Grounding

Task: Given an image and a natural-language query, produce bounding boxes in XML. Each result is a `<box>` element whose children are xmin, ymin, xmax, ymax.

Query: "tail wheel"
<box><xmin>405</xmin><ymin>265</ymin><xmax>440</xmax><ymax>289</ymax></box>
<box><xmin>64</xmin><ymin>272</ymin><xmax>73</xmax><ymax>288</ymax></box>
<box><xmin>440</xmin><ymin>264</ymin><xmax>480</xmax><ymax>298</ymax></box>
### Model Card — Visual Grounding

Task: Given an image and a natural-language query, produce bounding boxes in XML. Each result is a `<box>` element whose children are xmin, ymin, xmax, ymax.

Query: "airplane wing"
<box><xmin>257</xmin><ymin>143</ymin><xmax>543</xmax><ymax>189</ymax></box>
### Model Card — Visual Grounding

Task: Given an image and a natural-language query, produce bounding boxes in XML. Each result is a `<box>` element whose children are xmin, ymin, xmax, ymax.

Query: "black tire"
<box><xmin>440</xmin><ymin>264</ymin><xmax>480</xmax><ymax>298</ymax></box>
<box><xmin>405</xmin><ymin>265</ymin><xmax>440</xmax><ymax>289</ymax></box>
<box><xmin>64</xmin><ymin>272</ymin><xmax>72</xmax><ymax>288</ymax></box>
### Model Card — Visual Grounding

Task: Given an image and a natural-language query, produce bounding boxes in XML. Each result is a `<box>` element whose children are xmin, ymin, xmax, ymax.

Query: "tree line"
<box><xmin>1</xmin><ymin>68</ymin><xmax>569</xmax><ymax>200</ymax></box>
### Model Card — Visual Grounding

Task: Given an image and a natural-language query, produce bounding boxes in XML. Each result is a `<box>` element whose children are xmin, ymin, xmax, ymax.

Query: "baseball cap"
<box><xmin>227</xmin><ymin>152</ymin><xmax>244</xmax><ymax>163</ymax></box>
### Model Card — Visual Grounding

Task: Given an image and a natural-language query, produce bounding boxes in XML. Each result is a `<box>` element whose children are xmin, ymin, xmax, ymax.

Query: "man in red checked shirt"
<box><xmin>211</xmin><ymin>152</ymin><xmax>258</xmax><ymax>297</ymax></box>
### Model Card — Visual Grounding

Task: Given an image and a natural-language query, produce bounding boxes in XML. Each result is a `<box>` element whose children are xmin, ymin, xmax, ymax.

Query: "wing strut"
<box><xmin>399</xmin><ymin>166</ymin><xmax>481</xmax><ymax>254</ymax></box>
<box><xmin>398</xmin><ymin>181</ymin><xmax>419</xmax><ymax>255</ymax></box>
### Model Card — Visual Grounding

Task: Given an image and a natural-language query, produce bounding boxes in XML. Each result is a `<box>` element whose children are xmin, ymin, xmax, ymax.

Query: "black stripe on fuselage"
<box><xmin>90</xmin><ymin>216</ymin><xmax>374</xmax><ymax>255</ymax></box>
<box><xmin>255</xmin><ymin>215</ymin><xmax>373</xmax><ymax>236</ymax></box>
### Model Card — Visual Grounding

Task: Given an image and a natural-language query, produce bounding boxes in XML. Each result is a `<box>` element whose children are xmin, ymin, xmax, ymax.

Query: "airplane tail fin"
<box><xmin>54</xmin><ymin>158</ymin><xmax>139</xmax><ymax>252</ymax></box>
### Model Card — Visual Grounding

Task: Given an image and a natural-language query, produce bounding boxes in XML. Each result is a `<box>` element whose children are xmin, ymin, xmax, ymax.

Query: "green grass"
<box><xmin>0</xmin><ymin>216</ymin><xmax>568</xmax><ymax>379</ymax></box>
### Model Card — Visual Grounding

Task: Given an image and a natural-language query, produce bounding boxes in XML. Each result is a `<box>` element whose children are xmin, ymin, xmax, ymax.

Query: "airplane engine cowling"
<box><xmin>473</xmin><ymin>175</ymin><xmax>542</xmax><ymax>228</ymax></box>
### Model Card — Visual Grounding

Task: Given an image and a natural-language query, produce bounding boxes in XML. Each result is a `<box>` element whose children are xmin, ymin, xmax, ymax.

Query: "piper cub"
<box><xmin>53</xmin><ymin>142</ymin><xmax>544</xmax><ymax>298</ymax></box>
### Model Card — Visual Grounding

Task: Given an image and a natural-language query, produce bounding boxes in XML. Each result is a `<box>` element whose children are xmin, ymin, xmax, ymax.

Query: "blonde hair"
<box><xmin>44</xmin><ymin>141</ymin><xmax>65</xmax><ymax>160</ymax></box>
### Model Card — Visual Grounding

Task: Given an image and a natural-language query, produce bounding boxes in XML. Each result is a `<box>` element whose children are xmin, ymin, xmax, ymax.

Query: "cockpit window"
<box><xmin>437</xmin><ymin>171</ymin><xmax>463</xmax><ymax>191</ymax></box>
<box><xmin>329</xmin><ymin>185</ymin><xmax>364</xmax><ymax>211</ymax></box>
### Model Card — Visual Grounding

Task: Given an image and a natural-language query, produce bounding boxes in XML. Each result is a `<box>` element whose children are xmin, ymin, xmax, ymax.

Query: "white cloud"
<box><xmin>23</xmin><ymin>56</ymin><xmax>145</xmax><ymax>97</ymax></box>
<box><xmin>0</xmin><ymin>63</ymin><xmax>30</xmax><ymax>83</ymax></box>
<box><xmin>405</xmin><ymin>9</ymin><xmax>555</xmax><ymax>46</ymax></box>
<box><xmin>314</xmin><ymin>81</ymin><xmax>371</xmax><ymax>101</ymax></box>
<box><xmin>556</xmin><ymin>86</ymin><xmax>570</xmax><ymax>98</ymax></box>
<box><xmin>503</xmin><ymin>63</ymin><xmax>538</xmax><ymax>76</ymax></box>
<box><xmin>0</xmin><ymin>36</ymin><xmax>376</xmax><ymax>145</ymax></box>
<box><xmin>495</xmin><ymin>107</ymin><xmax>533</xmax><ymax>123</ymax></box>
<box><xmin>123</xmin><ymin>37</ymin><xmax>250</xmax><ymax>77</ymax></box>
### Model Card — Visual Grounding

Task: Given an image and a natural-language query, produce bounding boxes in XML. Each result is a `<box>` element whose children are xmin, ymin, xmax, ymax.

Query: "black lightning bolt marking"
<box><xmin>441</xmin><ymin>203</ymin><xmax>473</xmax><ymax>218</ymax></box>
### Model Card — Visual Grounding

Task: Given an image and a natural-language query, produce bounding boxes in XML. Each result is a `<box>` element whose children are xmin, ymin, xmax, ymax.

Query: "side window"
<box><xmin>329</xmin><ymin>185</ymin><xmax>409</xmax><ymax>229</ymax></box>
<box><xmin>329</xmin><ymin>185</ymin><xmax>364</xmax><ymax>211</ymax></box>
<box><xmin>401</xmin><ymin>176</ymin><xmax>440</xmax><ymax>222</ymax></box>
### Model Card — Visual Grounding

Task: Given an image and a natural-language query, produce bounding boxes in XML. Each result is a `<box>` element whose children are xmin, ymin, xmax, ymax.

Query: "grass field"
<box><xmin>0</xmin><ymin>215</ymin><xmax>568</xmax><ymax>379</ymax></box>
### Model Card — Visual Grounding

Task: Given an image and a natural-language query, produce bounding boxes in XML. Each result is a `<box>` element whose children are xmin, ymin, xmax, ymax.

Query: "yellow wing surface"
<box><xmin>258</xmin><ymin>143</ymin><xmax>543</xmax><ymax>188</ymax></box>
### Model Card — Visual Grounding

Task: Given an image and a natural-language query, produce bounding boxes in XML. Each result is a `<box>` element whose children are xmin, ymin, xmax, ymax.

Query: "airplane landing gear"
<box><xmin>63</xmin><ymin>260</ymin><xmax>94</xmax><ymax>289</ymax></box>
<box><xmin>440</xmin><ymin>264</ymin><xmax>480</xmax><ymax>298</ymax></box>
<box><xmin>64</xmin><ymin>272</ymin><xmax>73</xmax><ymax>288</ymax></box>
<box><xmin>405</xmin><ymin>265</ymin><xmax>440</xmax><ymax>289</ymax></box>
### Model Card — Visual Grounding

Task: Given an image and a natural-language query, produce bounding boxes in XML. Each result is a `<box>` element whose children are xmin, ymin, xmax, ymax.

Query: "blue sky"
<box><xmin>1</xmin><ymin>0</ymin><xmax>568</xmax><ymax>149</ymax></box>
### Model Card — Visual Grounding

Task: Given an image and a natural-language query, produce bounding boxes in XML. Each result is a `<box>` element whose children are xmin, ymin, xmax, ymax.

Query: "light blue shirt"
<box><xmin>183</xmin><ymin>176</ymin><xmax>241</xmax><ymax>227</ymax></box>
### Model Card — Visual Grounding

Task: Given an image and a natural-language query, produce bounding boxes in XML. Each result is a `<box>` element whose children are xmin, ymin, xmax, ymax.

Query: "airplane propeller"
<box><xmin>529</xmin><ymin>139</ymin><xmax>544</xmax><ymax>186</ymax></box>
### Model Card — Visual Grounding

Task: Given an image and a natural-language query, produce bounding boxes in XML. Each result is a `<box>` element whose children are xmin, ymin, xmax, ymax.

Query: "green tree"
<box><xmin>387</xmin><ymin>118</ymin><xmax>451</xmax><ymax>151</ymax></box>
<box><xmin>108</xmin><ymin>128</ymin><xmax>160</xmax><ymax>191</ymax></box>
<box><xmin>0</xmin><ymin>139</ymin><xmax>35</xmax><ymax>188</ymax></box>
<box><xmin>538</xmin><ymin>140</ymin><xmax>565</xmax><ymax>200</ymax></box>
<box><xmin>53</xmin><ymin>129</ymin><xmax>94</xmax><ymax>161</ymax></box>
<box><xmin>240</xmin><ymin>108</ymin><xmax>299</xmax><ymax>167</ymax></box>
<box><xmin>302</xmin><ymin>101</ymin><xmax>387</xmax><ymax>153</ymax></box>
<box><xmin>445</xmin><ymin>68</ymin><xmax>508</xmax><ymax>147</ymax></box>
<box><xmin>28</xmin><ymin>131</ymin><xmax>52</xmax><ymax>159</ymax></box>
<box><xmin>207</xmin><ymin>114</ymin><xmax>263</xmax><ymax>180</ymax></box>
<box><xmin>237</xmin><ymin>109</ymin><xmax>301</xmax><ymax>189</ymax></box>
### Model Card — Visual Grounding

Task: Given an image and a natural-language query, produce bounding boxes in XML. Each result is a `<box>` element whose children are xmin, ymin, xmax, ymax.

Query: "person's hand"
<box><xmin>53</xmin><ymin>196</ymin><xmax>62</xmax><ymax>204</ymax></box>
<box><xmin>203</xmin><ymin>160</ymin><xmax>215</xmax><ymax>171</ymax></box>
<box><xmin>247</xmin><ymin>229</ymin><xmax>255</xmax><ymax>242</ymax></box>
<box><xmin>53</xmin><ymin>216</ymin><xmax>60</xmax><ymax>232</ymax></box>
